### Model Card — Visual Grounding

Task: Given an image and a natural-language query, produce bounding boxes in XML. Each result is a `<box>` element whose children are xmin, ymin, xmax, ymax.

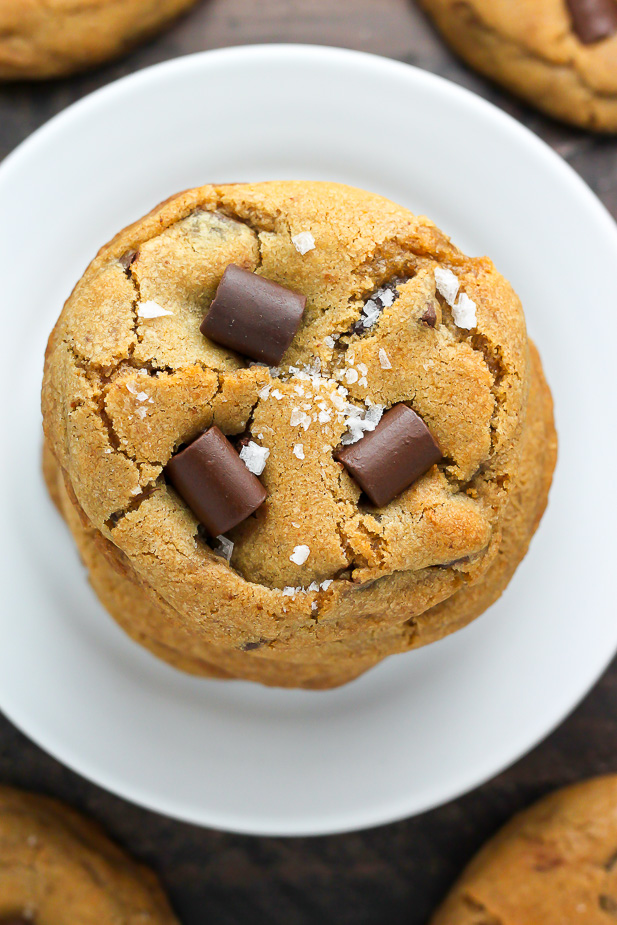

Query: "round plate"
<box><xmin>0</xmin><ymin>46</ymin><xmax>615</xmax><ymax>837</ymax></box>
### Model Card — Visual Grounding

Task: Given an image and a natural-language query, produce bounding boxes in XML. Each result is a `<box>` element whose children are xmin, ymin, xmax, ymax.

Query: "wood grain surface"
<box><xmin>1</xmin><ymin>2</ymin><xmax>616</xmax><ymax>923</ymax></box>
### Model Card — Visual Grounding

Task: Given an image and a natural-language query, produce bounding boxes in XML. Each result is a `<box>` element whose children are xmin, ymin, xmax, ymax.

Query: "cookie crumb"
<box><xmin>434</xmin><ymin>267</ymin><xmax>459</xmax><ymax>306</ymax></box>
<box><xmin>293</xmin><ymin>443</ymin><xmax>305</xmax><ymax>459</ymax></box>
<box><xmin>290</xmin><ymin>544</ymin><xmax>310</xmax><ymax>565</ymax></box>
<box><xmin>239</xmin><ymin>441</ymin><xmax>270</xmax><ymax>476</ymax></box>
<box><xmin>291</xmin><ymin>231</ymin><xmax>316</xmax><ymax>255</ymax></box>
<box><xmin>453</xmin><ymin>292</ymin><xmax>477</xmax><ymax>329</ymax></box>
<box><xmin>136</xmin><ymin>300</ymin><xmax>173</xmax><ymax>319</ymax></box>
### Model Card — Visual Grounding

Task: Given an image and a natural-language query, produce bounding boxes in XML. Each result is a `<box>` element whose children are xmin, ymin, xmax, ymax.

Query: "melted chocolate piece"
<box><xmin>335</xmin><ymin>404</ymin><xmax>441</xmax><ymax>507</ymax></box>
<box><xmin>566</xmin><ymin>0</ymin><xmax>617</xmax><ymax>43</ymax></box>
<box><xmin>165</xmin><ymin>426</ymin><xmax>266</xmax><ymax>536</ymax></box>
<box><xmin>201</xmin><ymin>264</ymin><xmax>306</xmax><ymax>365</ymax></box>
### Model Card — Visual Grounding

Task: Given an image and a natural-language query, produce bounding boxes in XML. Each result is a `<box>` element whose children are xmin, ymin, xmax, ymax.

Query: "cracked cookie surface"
<box><xmin>430</xmin><ymin>776</ymin><xmax>617</xmax><ymax>925</ymax></box>
<box><xmin>44</xmin><ymin>340</ymin><xmax>556</xmax><ymax>688</ymax></box>
<box><xmin>0</xmin><ymin>0</ymin><xmax>199</xmax><ymax>79</ymax></box>
<box><xmin>0</xmin><ymin>785</ymin><xmax>177</xmax><ymax>923</ymax></box>
<box><xmin>419</xmin><ymin>0</ymin><xmax>617</xmax><ymax>131</ymax></box>
<box><xmin>41</xmin><ymin>181</ymin><xmax>546</xmax><ymax>684</ymax></box>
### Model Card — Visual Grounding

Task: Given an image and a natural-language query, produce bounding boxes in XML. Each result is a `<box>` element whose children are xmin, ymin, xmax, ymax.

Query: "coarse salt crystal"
<box><xmin>136</xmin><ymin>407</ymin><xmax>147</xmax><ymax>419</ymax></box>
<box><xmin>290</xmin><ymin>544</ymin><xmax>310</xmax><ymax>565</ymax></box>
<box><xmin>239</xmin><ymin>441</ymin><xmax>270</xmax><ymax>476</ymax></box>
<box><xmin>135</xmin><ymin>390</ymin><xmax>149</xmax><ymax>402</ymax></box>
<box><xmin>293</xmin><ymin>443</ymin><xmax>305</xmax><ymax>459</ymax></box>
<box><xmin>137</xmin><ymin>300</ymin><xmax>173</xmax><ymax>319</ymax></box>
<box><xmin>318</xmin><ymin>409</ymin><xmax>331</xmax><ymax>424</ymax></box>
<box><xmin>452</xmin><ymin>292</ymin><xmax>477</xmax><ymax>329</ymax></box>
<box><xmin>379</xmin><ymin>348</ymin><xmax>392</xmax><ymax>370</ymax></box>
<box><xmin>258</xmin><ymin>384</ymin><xmax>271</xmax><ymax>400</ymax></box>
<box><xmin>344</xmin><ymin>368</ymin><xmax>359</xmax><ymax>384</ymax></box>
<box><xmin>126</xmin><ymin>380</ymin><xmax>138</xmax><ymax>394</ymax></box>
<box><xmin>282</xmin><ymin>586</ymin><xmax>296</xmax><ymax>597</ymax></box>
<box><xmin>434</xmin><ymin>267</ymin><xmax>459</xmax><ymax>307</ymax></box>
<box><xmin>308</xmin><ymin>581</ymin><xmax>320</xmax><ymax>592</ymax></box>
<box><xmin>357</xmin><ymin>363</ymin><xmax>368</xmax><ymax>376</ymax></box>
<box><xmin>377</xmin><ymin>288</ymin><xmax>395</xmax><ymax>307</ymax></box>
<box><xmin>324</xmin><ymin>335</ymin><xmax>336</xmax><ymax>348</ymax></box>
<box><xmin>213</xmin><ymin>535</ymin><xmax>234</xmax><ymax>562</ymax></box>
<box><xmin>271</xmin><ymin>389</ymin><xmax>283</xmax><ymax>400</ymax></box>
<box><xmin>321</xmin><ymin>579</ymin><xmax>333</xmax><ymax>591</ymax></box>
<box><xmin>358</xmin><ymin>376</ymin><xmax>368</xmax><ymax>387</ymax></box>
<box><xmin>291</xmin><ymin>231</ymin><xmax>315</xmax><ymax>255</ymax></box>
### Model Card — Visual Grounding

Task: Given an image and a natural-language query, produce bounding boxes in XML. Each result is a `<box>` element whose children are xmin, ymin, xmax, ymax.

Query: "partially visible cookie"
<box><xmin>0</xmin><ymin>785</ymin><xmax>177</xmax><ymax>923</ymax></box>
<box><xmin>0</xmin><ymin>0</ymin><xmax>200</xmax><ymax>80</ymax></box>
<box><xmin>431</xmin><ymin>776</ymin><xmax>617</xmax><ymax>925</ymax></box>
<box><xmin>418</xmin><ymin>0</ymin><xmax>617</xmax><ymax>131</ymax></box>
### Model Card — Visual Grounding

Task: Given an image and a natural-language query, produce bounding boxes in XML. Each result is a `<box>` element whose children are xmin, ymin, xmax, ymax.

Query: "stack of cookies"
<box><xmin>42</xmin><ymin>181</ymin><xmax>556</xmax><ymax>689</ymax></box>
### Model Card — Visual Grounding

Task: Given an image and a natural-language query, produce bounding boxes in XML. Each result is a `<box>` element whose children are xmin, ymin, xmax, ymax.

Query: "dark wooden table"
<box><xmin>1</xmin><ymin>3</ymin><xmax>616</xmax><ymax>923</ymax></box>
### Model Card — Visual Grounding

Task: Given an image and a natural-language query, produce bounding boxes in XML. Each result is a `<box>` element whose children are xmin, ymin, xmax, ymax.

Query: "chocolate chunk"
<box><xmin>335</xmin><ymin>404</ymin><xmax>441</xmax><ymax>507</ymax></box>
<box><xmin>0</xmin><ymin>919</ymin><xmax>31</xmax><ymax>925</ymax></box>
<box><xmin>566</xmin><ymin>0</ymin><xmax>617</xmax><ymax>43</ymax></box>
<box><xmin>119</xmin><ymin>249</ymin><xmax>138</xmax><ymax>271</ymax></box>
<box><xmin>165</xmin><ymin>426</ymin><xmax>266</xmax><ymax>536</ymax></box>
<box><xmin>421</xmin><ymin>302</ymin><xmax>437</xmax><ymax>327</ymax></box>
<box><xmin>200</xmin><ymin>264</ymin><xmax>306</xmax><ymax>365</ymax></box>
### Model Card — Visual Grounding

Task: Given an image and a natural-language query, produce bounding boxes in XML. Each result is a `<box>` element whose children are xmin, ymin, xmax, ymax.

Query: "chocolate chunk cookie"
<box><xmin>431</xmin><ymin>776</ymin><xmax>617</xmax><ymax>925</ymax></box>
<box><xmin>42</xmin><ymin>181</ymin><xmax>551</xmax><ymax>688</ymax></box>
<box><xmin>0</xmin><ymin>0</ymin><xmax>200</xmax><ymax>80</ymax></box>
<box><xmin>419</xmin><ymin>0</ymin><xmax>617</xmax><ymax>131</ymax></box>
<box><xmin>0</xmin><ymin>786</ymin><xmax>177</xmax><ymax>923</ymax></box>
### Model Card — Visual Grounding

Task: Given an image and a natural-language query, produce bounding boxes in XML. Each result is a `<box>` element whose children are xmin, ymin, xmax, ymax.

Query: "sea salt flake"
<box><xmin>321</xmin><ymin>579</ymin><xmax>333</xmax><ymax>591</ymax></box>
<box><xmin>376</xmin><ymin>288</ymin><xmax>395</xmax><ymax>307</ymax></box>
<box><xmin>318</xmin><ymin>410</ymin><xmax>331</xmax><ymax>424</ymax></box>
<box><xmin>135</xmin><ymin>390</ymin><xmax>149</xmax><ymax>402</ymax></box>
<box><xmin>312</xmin><ymin>602</ymin><xmax>318</xmax><ymax>611</ymax></box>
<box><xmin>308</xmin><ymin>581</ymin><xmax>320</xmax><ymax>592</ymax></box>
<box><xmin>213</xmin><ymin>535</ymin><xmax>234</xmax><ymax>562</ymax></box>
<box><xmin>379</xmin><ymin>348</ymin><xmax>392</xmax><ymax>370</ymax></box>
<box><xmin>239</xmin><ymin>441</ymin><xmax>270</xmax><ymax>476</ymax></box>
<box><xmin>324</xmin><ymin>335</ymin><xmax>336</xmax><ymax>348</ymax></box>
<box><xmin>358</xmin><ymin>376</ymin><xmax>368</xmax><ymax>387</ymax></box>
<box><xmin>290</xmin><ymin>544</ymin><xmax>310</xmax><ymax>565</ymax></box>
<box><xmin>344</xmin><ymin>368</ymin><xmax>359</xmax><ymax>384</ymax></box>
<box><xmin>271</xmin><ymin>389</ymin><xmax>283</xmax><ymax>400</ymax></box>
<box><xmin>291</xmin><ymin>231</ymin><xmax>315</xmax><ymax>255</ymax></box>
<box><xmin>357</xmin><ymin>363</ymin><xmax>368</xmax><ymax>376</ymax></box>
<box><xmin>360</xmin><ymin>299</ymin><xmax>381</xmax><ymax>329</ymax></box>
<box><xmin>452</xmin><ymin>292</ymin><xmax>477</xmax><ymax>329</ymax></box>
<box><xmin>126</xmin><ymin>380</ymin><xmax>138</xmax><ymax>394</ymax></box>
<box><xmin>294</xmin><ymin>385</ymin><xmax>305</xmax><ymax>396</ymax></box>
<box><xmin>137</xmin><ymin>300</ymin><xmax>173</xmax><ymax>319</ymax></box>
<box><xmin>258</xmin><ymin>384</ymin><xmax>271</xmax><ymax>400</ymax></box>
<box><xmin>434</xmin><ymin>267</ymin><xmax>459</xmax><ymax>307</ymax></box>
<box><xmin>293</xmin><ymin>444</ymin><xmax>305</xmax><ymax>459</ymax></box>
<box><xmin>282</xmin><ymin>586</ymin><xmax>296</xmax><ymax>597</ymax></box>
<box><xmin>136</xmin><ymin>407</ymin><xmax>147</xmax><ymax>419</ymax></box>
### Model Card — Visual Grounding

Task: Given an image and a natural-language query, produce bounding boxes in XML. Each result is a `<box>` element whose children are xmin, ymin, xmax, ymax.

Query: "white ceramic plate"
<box><xmin>1</xmin><ymin>45</ymin><xmax>616</xmax><ymax>837</ymax></box>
